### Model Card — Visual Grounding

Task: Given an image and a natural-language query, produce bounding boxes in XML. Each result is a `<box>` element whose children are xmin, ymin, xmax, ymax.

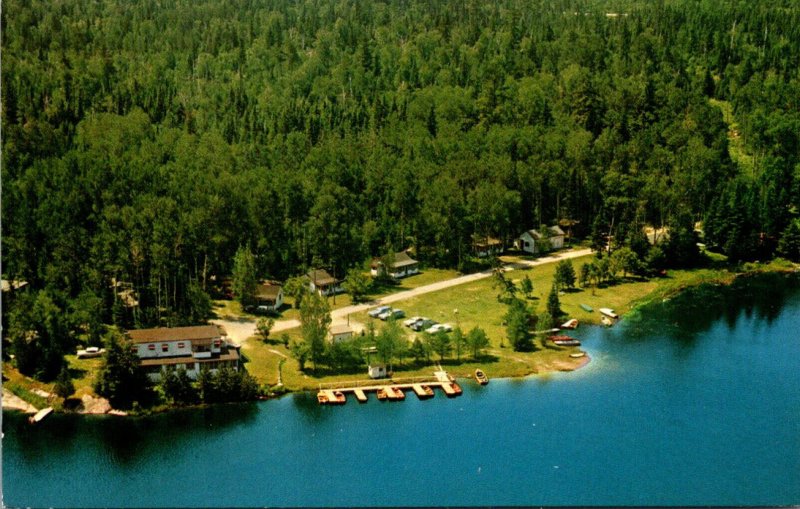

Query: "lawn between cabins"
<box><xmin>213</xmin><ymin>267</ymin><xmax>462</xmax><ymax>322</ymax></box>
<box><xmin>240</xmin><ymin>255</ymin><xmax>798</xmax><ymax>391</ymax></box>
<box><xmin>6</xmin><ymin>257</ymin><xmax>795</xmax><ymax>407</ymax></box>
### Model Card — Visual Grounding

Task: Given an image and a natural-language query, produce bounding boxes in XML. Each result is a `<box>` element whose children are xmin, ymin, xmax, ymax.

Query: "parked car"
<box><xmin>379</xmin><ymin>309</ymin><xmax>405</xmax><ymax>321</ymax></box>
<box><xmin>368</xmin><ymin>305</ymin><xmax>391</xmax><ymax>318</ymax></box>
<box><xmin>412</xmin><ymin>318</ymin><xmax>435</xmax><ymax>331</ymax></box>
<box><xmin>77</xmin><ymin>346</ymin><xmax>106</xmax><ymax>359</ymax></box>
<box><xmin>425</xmin><ymin>323</ymin><xmax>453</xmax><ymax>334</ymax></box>
<box><xmin>403</xmin><ymin>316</ymin><xmax>423</xmax><ymax>327</ymax></box>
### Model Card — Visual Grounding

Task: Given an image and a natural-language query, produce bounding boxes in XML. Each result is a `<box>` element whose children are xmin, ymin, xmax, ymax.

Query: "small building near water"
<box><xmin>368</xmin><ymin>362</ymin><xmax>387</xmax><ymax>379</ymax></box>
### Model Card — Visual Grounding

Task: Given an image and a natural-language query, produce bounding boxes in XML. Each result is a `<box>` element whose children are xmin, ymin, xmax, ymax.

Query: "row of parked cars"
<box><xmin>368</xmin><ymin>306</ymin><xmax>453</xmax><ymax>334</ymax></box>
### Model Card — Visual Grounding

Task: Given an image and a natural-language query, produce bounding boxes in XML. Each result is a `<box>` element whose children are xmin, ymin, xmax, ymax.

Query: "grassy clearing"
<box><xmin>2</xmin><ymin>367</ymin><xmax>53</xmax><ymax>408</ymax></box>
<box><xmin>258</xmin><ymin>255</ymin><xmax>799</xmax><ymax>391</ymax></box>
<box><xmin>709</xmin><ymin>98</ymin><xmax>757</xmax><ymax>178</ymax></box>
<box><xmin>211</xmin><ymin>268</ymin><xmax>463</xmax><ymax>323</ymax></box>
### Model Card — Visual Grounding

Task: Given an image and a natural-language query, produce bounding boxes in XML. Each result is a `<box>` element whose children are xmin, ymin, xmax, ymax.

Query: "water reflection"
<box><xmin>624</xmin><ymin>273</ymin><xmax>799</xmax><ymax>344</ymax></box>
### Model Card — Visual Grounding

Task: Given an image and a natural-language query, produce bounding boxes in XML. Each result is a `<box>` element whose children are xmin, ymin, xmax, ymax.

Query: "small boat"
<box><xmin>580</xmin><ymin>304</ymin><xmax>593</xmax><ymax>312</ymax></box>
<box><xmin>561</xmin><ymin>319</ymin><xmax>579</xmax><ymax>329</ymax></box>
<box><xmin>570</xmin><ymin>352</ymin><xmax>586</xmax><ymax>358</ymax></box>
<box><xmin>28</xmin><ymin>407</ymin><xmax>53</xmax><ymax>424</ymax></box>
<box><xmin>549</xmin><ymin>335</ymin><xmax>581</xmax><ymax>346</ymax></box>
<box><xmin>450</xmin><ymin>382</ymin><xmax>463</xmax><ymax>396</ymax></box>
<box><xmin>317</xmin><ymin>390</ymin><xmax>346</xmax><ymax>405</ymax></box>
<box><xmin>420</xmin><ymin>385</ymin><xmax>434</xmax><ymax>398</ymax></box>
<box><xmin>601</xmin><ymin>315</ymin><xmax>613</xmax><ymax>327</ymax></box>
<box><xmin>475</xmin><ymin>369</ymin><xmax>489</xmax><ymax>385</ymax></box>
<box><xmin>599</xmin><ymin>308</ymin><xmax>618</xmax><ymax>319</ymax></box>
<box><xmin>412</xmin><ymin>384</ymin><xmax>434</xmax><ymax>399</ymax></box>
<box><xmin>376</xmin><ymin>388</ymin><xmax>388</xmax><ymax>401</ymax></box>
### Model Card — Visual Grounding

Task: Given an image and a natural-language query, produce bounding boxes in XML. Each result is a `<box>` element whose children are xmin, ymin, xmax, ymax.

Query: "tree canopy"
<box><xmin>3</xmin><ymin>0</ymin><xmax>799</xmax><ymax>368</ymax></box>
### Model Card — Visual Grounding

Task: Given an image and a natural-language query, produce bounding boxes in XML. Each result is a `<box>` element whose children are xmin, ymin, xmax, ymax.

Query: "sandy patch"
<box><xmin>2</xmin><ymin>389</ymin><xmax>38</xmax><ymax>413</ymax></box>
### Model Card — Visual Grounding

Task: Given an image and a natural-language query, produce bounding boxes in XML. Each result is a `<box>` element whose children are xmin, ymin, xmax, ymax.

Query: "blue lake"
<box><xmin>4</xmin><ymin>273</ymin><xmax>800</xmax><ymax>507</ymax></box>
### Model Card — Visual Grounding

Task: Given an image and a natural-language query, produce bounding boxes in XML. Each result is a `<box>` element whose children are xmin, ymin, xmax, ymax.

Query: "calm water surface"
<box><xmin>4</xmin><ymin>273</ymin><xmax>800</xmax><ymax>507</ymax></box>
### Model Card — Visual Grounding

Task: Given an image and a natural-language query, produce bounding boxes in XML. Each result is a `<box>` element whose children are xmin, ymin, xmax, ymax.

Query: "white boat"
<box><xmin>599</xmin><ymin>308</ymin><xmax>618</xmax><ymax>319</ymax></box>
<box><xmin>561</xmin><ymin>319</ymin><xmax>579</xmax><ymax>329</ymax></box>
<box><xmin>601</xmin><ymin>315</ymin><xmax>613</xmax><ymax>327</ymax></box>
<box><xmin>29</xmin><ymin>407</ymin><xmax>53</xmax><ymax>424</ymax></box>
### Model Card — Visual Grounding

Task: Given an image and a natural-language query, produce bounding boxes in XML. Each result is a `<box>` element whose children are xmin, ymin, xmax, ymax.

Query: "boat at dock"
<box><xmin>474</xmin><ymin>369</ymin><xmax>489</xmax><ymax>385</ymax></box>
<box><xmin>601</xmin><ymin>315</ymin><xmax>613</xmax><ymax>327</ymax></box>
<box><xmin>28</xmin><ymin>407</ymin><xmax>53</xmax><ymax>424</ymax></box>
<box><xmin>439</xmin><ymin>382</ymin><xmax>462</xmax><ymax>397</ymax></box>
<box><xmin>317</xmin><ymin>390</ymin><xmax>346</xmax><ymax>405</ymax></box>
<box><xmin>412</xmin><ymin>384</ymin><xmax>434</xmax><ymax>399</ymax></box>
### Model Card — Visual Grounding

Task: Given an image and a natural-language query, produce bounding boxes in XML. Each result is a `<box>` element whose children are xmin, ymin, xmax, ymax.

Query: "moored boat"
<box><xmin>475</xmin><ymin>369</ymin><xmax>489</xmax><ymax>385</ymax></box>
<box><xmin>28</xmin><ymin>407</ymin><xmax>53</xmax><ymax>424</ymax></box>
<box><xmin>449</xmin><ymin>382</ymin><xmax>463</xmax><ymax>396</ymax></box>
<box><xmin>549</xmin><ymin>334</ymin><xmax>581</xmax><ymax>346</ymax></box>
<box><xmin>317</xmin><ymin>391</ymin><xmax>328</xmax><ymax>404</ymax></box>
<box><xmin>561</xmin><ymin>318</ymin><xmax>579</xmax><ymax>329</ymax></box>
<box><xmin>570</xmin><ymin>352</ymin><xmax>586</xmax><ymax>358</ymax></box>
<box><xmin>376</xmin><ymin>388</ymin><xmax>388</xmax><ymax>401</ymax></box>
<box><xmin>601</xmin><ymin>315</ymin><xmax>613</xmax><ymax>327</ymax></box>
<box><xmin>599</xmin><ymin>308</ymin><xmax>618</xmax><ymax>319</ymax></box>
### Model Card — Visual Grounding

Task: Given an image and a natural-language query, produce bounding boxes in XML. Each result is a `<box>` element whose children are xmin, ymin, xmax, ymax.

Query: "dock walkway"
<box><xmin>317</xmin><ymin>373</ymin><xmax>462</xmax><ymax>405</ymax></box>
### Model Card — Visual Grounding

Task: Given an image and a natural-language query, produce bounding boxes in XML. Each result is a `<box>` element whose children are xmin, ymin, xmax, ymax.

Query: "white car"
<box><xmin>425</xmin><ymin>323</ymin><xmax>453</xmax><ymax>334</ymax></box>
<box><xmin>368</xmin><ymin>305</ymin><xmax>391</xmax><ymax>318</ymax></box>
<box><xmin>403</xmin><ymin>316</ymin><xmax>424</xmax><ymax>327</ymax></box>
<box><xmin>378</xmin><ymin>309</ymin><xmax>405</xmax><ymax>321</ymax></box>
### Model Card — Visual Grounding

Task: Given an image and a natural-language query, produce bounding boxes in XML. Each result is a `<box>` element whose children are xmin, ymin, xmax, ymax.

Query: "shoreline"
<box><xmin>5</xmin><ymin>262</ymin><xmax>797</xmax><ymax>417</ymax></box>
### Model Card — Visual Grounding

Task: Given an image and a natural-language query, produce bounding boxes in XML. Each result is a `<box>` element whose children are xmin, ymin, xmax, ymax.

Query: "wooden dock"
<box><xmin>317</xmin><ymin>374</ymin><xmax>462</xmax><ymax>405</ymax></box>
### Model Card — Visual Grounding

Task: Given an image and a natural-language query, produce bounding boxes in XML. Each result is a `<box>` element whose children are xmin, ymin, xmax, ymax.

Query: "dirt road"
<box><xmin>213</xmin><ymin>248</ymin><xmax>592</xmax><ymax>343</ymax></box>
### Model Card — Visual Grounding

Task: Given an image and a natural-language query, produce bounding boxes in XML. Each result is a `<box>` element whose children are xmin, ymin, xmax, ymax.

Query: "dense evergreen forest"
<box><xmin>3</xmin><ymin>0</ymin><xmax>800</xmax><ymax>377</ymax></box>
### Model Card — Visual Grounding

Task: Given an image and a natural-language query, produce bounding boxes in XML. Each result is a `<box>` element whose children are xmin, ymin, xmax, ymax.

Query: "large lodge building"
<box><xmin>126</xmin><ymin>325</ymin><xmax>240</xmax><ymax>381</ymax></box>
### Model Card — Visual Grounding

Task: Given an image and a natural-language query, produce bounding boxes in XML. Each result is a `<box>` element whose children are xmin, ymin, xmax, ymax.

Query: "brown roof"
<box><xmin>256</xmin><ymin>282</ymin><xmax>282</xmax><ymax>300</ymax></box>
<box><xmin>329</xmin><ymin>324</ymin><xmax>353</xmax><ymax>336</ymax></box>
<box><xmin>139</xmin><ymin>349</ymin><xmax>240</xmax><ymax>367</ymax></box>
<box><xmin>307</xmin><ymin>269</ymin><xmax>338</xmax><ymax>286</ymax></box>
<box><xmin>371</xmin><ymin>251</ymin><xmax>418</xmax><ymax>269</ymax></box>
<box><xmin>473</xmin><ymin>237</ymin><xmax>502</xmax><ymax>248</ymax></box>
<box><xmin>127</xmin><ymin>325</ymin><xmax>223</xmax><ymax>344</ymax></box>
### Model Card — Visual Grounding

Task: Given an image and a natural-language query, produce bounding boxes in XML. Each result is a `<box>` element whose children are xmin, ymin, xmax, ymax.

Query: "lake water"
<box><xmin>4</xmin><ymin>273</ymin><xmax>800</xmax><ymax>507</ymax></box>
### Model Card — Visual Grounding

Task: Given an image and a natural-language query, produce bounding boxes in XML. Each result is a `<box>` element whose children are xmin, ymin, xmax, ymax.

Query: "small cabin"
<box><xmin>255</xmin><ymin>282</ymin><xmax>283</xmax><ymax>311</ymax></box>
<box><xmin>328</xmin><ymin>324</ymin><xmax>354</xmax><ymax>343</ymax></box>
<box><xmin>368</xmin><ymin>362</ymin><xmax>387</xmax><ymax>379</ymax></box>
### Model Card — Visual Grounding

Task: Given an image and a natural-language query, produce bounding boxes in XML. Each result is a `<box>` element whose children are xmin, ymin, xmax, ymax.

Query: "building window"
<box><xmin>161</xmin><ymin>344</ymin><xmax>169</xmax><ymax>352</ymax></box>
<box><xmin>177</xmin><ymin>342</ymin><xmax>185</xmax><ymax>348</ymax></box>
<box><xmin>213</xmin><ymin>339</ymin><xmax>221</xmax><ymax>347</ymax></box>
<box><xmin>130</xmin><ymin>346</ymin><xmax>138</xmax><ymax>353</ymax></box>
<box><xmin>148</xmin><ymin>344</ymin><xmax>155</xmax><ymax>351</ymax></box>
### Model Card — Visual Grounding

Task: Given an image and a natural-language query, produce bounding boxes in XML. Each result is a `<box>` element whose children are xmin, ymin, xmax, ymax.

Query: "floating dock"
<box><xmin>317</xmin><ymin>373</ymin><xmax>462</xmax><ymax>405</ymax></box>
